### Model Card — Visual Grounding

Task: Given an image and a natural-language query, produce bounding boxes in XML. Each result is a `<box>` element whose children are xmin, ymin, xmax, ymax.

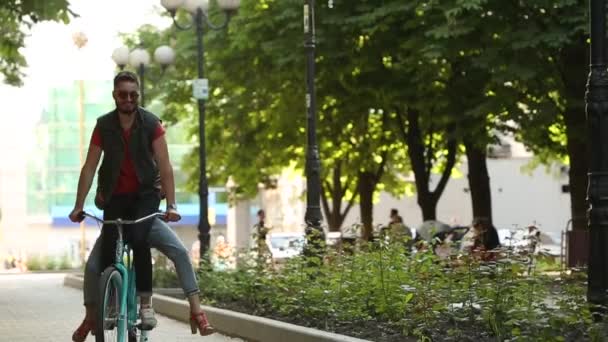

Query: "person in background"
<box><xmin>387</xmin><ymin>215</ymin><xmax>413</xmax><ymax>245</ymax></box>
<box><xmin>252</xmin><ymin>209</ymin><xmax>271</xmax><ymax>265</ymax></box>
<box><xmin>469</xmin><ymin>217</ymin><xmax>500</xmax><ymax>261</ymax></box>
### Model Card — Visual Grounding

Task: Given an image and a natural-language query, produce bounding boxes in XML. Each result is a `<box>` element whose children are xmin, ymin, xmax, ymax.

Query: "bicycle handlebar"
<box><xmin>81</xmin><ymin>211</ymin><xmax>166</xmax><ymax>226</ymax></box>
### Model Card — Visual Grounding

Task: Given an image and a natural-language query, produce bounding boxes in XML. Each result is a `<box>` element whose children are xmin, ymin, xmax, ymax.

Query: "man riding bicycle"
<box><xmin>69</xmin><ymin>71</ymin><xmax>213</xmax><ymax>341</ymax></box>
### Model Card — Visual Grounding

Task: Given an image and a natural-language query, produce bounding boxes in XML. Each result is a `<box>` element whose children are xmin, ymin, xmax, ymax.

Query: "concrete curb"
<box><xmin>63</xmin><ymin>274</ymin><xmax>371</xmax><ymax>342</ymax></box>
<box><xmin>0</xmin><ymin>269</ymin><xmax>81</xmax><ymax>275</ymax></box>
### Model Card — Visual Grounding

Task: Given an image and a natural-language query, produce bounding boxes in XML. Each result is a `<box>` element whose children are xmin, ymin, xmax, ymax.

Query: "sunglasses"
<box><xmin>116</xmin><ymin>91</ymin><xmax>140</xmax><ymax>100</ymax></box>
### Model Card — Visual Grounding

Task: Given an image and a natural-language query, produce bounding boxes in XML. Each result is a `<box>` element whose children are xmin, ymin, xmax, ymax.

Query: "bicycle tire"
<box><xmin>96</xmin><ymin>267</ymin><xmax>127</xmax><ymax>342</ymax></box>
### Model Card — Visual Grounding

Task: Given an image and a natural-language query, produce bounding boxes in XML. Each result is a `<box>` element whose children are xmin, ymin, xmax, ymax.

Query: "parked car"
<box><xmin>266</xmin><ymin>232</ymin><xmax>306</xmax><ymax>262</ymax></box>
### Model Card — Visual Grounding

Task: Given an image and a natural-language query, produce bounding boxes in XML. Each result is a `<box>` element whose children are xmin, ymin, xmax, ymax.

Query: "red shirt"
<box><xmin>91</xmin><ymin>122</ymin><xmax>165</xmax><ymax>194</ymax></box>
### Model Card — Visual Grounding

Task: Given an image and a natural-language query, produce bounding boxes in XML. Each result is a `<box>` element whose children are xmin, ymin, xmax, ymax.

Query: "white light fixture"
<box><xmin>111</xmin><ymin>46</ymin><xmax>130</xmax><ymax>67</ymax></box>
<box><xmin>183</xmin><ymin>0</ymin><xmax>209</xmax><ymax>14</ymax></box>
<box><xmin>129</xmin><ymin>48</ymin><xmax>151</xmax><ymax>68</ymax></box>
<box><xmin>217</xmin><ymin>0</ymin><xmax>240</xmax><ymax>11</ymax></box>
<box><xmin>160</xmin><ymin>0</ymin><xmax>185</xmax><ymax>11</ymax></box>
<box><xmin>154</xmin><ymin>45</ymin><xmax>176</xmax><ymax>67</ymax></box>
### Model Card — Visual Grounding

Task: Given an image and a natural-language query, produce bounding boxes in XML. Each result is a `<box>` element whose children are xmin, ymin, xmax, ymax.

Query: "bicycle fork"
<box><xmin>116</xmin><ymin>262</ymin><xmax>129</xmax><ymax>341</ymax></box>
<box><xmin>125</xmin><ymin>252</ymin><xmax>150</xmax><ymax>342</ymax></box>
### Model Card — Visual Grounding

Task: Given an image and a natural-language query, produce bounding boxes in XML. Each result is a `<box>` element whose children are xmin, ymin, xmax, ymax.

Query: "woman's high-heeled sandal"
<box><xmin>190</xmin><ymin>311</ymin><xmax>215</xmax><ymax>336</ymax></box>
<box><xmin>72</xmin><ymin>319</ymin><xmax>95</xmax><ymax>342</ymax></box>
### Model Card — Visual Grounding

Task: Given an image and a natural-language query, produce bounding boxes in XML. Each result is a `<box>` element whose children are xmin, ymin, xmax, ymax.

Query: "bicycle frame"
<box><xmin>114</xmin><ymin>222</ymin><xmax>135</xmax><ymax>341</ymax></box>
<box><xmin>84</xmin><ymin>212</ymin><xmax>163</xmax><ymax>342</ymax></box>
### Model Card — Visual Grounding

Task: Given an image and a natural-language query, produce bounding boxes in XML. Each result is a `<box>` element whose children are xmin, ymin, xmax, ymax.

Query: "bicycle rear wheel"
<box><xmin>96</xmin><ymin>267</ymin><xmax>127</xmax><ymax>342</ymax></box>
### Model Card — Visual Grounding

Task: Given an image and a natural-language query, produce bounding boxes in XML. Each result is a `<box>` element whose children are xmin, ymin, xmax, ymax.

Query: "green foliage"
<box><xmin>197</xmin><ymin>241</ymin><xmax>597</xmax><ymax>341</ymax></box>
<box><xmin>25</xmin><ymin>254</ymin><xmax>72</xmax><ymax>271</ymax></box>
<box><xmin>128</xmin><ymin>0</ymin><xmax>591</xmax><ymax>227</ymax></box>
<box><xmin>25</xmin><ymin>256</ymin><xmax>42</xmax><ymax>271</ymax></box>
<box><xmin>129</xmin><ymin>1</ymin><xmax>411</xmax><ymax>224</ymax></box>
<box><xmin>425</xmin><ymin>0</ymin><xmax>587</xmax><ymax>158</ymax></box>
<box><xmin>45</xmin><ymin>256</ymin><xmax>57</xmax><ymax>270</ymax></box>
<box><xmin>151</xmin><ymin>254</ymin><xmax>180</xmax><ymax>288</ymax></box>
<box><xmin>58</xmin><ymin>254</ymin><xmax>71</xmax><ymax>269</ymax></box>
<box><xmin>153</xmin><ymin>267</ymin><xmax>180</xmax><ymax>288</ymax></box>
<box><xmin>0</xmin><ymin>0</ymin><xmax>74</xmax><ymax>85</ymax></box>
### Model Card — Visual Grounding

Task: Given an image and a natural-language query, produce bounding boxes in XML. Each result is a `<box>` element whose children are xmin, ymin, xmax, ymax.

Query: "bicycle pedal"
<box><xmin>104</xmin><ymin>322</ymin><xmax>117</xmax><ymax>330</ymax></box>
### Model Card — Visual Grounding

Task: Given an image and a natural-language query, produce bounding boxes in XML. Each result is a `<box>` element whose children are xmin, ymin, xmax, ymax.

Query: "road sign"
<box><xmin>192</xmin><ymin>78</ymin><xmax>209</xmax><ymax>100</ymax></box>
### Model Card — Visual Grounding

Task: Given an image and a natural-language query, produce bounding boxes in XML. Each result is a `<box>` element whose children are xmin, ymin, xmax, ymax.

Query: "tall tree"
<box><xmin>423</xmin><ymin>0</ymin><xmax>588</xmax><ymax>228</ymax></box>
<box><xmin>395</xmin><ymin>108</ymin><xmax>458</xmax><ymax>220</ymax></box>
<box><xmin>130</xmin><ymin>1</ymin><xmax>413</xmax><ymax>234</ymax></box>
<box><xmin>350</xmin><ymin>1</ymin><xmax>463</xmax><ymax>221</ymax></box>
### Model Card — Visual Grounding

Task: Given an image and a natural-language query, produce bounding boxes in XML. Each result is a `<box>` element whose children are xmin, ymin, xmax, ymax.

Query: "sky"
<box><xmin>0</xmin><ymin>0</ymin><xmax>174</xmax><ymax>167</ymax></box>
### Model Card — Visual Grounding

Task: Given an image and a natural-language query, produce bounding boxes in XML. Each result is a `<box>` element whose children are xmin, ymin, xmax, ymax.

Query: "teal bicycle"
<box><xmin>82</xmin><ymin>211</ymin><xmax>164</xmax><ymax>342</ymax></box>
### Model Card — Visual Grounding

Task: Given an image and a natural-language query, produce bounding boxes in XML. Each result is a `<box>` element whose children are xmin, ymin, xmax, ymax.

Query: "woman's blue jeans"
<box><xmin>83</xmin><ymin>218</ymin><xmax>199</xmax><ymax>306</ymax></box>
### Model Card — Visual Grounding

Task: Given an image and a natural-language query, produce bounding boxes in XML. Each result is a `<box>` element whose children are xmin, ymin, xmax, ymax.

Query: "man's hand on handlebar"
<box><xmin>69</xmin><ymin>207</ymin><xmax>85</xmax><ymax>223</ymax></box>
<box><xmin>70</xmin><ymin>203</ymin><xmax>180</xmax><ymax>224</ymax></box>
<box><xmin>68</xmin><ymin>207</ymin><xmax>84</xmax><ymax>223</ymax></box>
<box><xmin>164</xmin><ymin>207</ymin><xmax>181</xmax><ymax>222</ymax></box>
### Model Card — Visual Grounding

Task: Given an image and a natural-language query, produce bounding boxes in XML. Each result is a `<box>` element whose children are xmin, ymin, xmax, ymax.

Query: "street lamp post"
<box><xmin>303</xmin><ymin>0</ymin><xmax>325</xmax><ymax>254</ymax></box>
<box><xmin>111</xmin><ymin>45</ymin><xmax>176</xmax><ymax>107</ymax></box>
<box><xmin>161</xmin><ymin>0</ymin><xmax>240</xmax><ymax>264</ymax></box>
<box><xmin>586</xmin><ymin>0</ymin><xmax>608</xmax><ymax>317</ymax></box>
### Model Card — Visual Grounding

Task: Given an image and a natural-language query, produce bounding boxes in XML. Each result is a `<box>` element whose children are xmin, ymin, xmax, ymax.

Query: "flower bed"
<box><xmin>154</xmin><ymin>242</ymin><xmax>598</xmax><ymax>341</ymax></box>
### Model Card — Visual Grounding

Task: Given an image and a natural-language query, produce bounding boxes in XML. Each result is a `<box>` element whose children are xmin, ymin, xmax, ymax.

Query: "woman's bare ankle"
<box><xmin>84</xmin><ymin>306</ymin><xmax>96</xmax><ymax>321</ymax></box>
<box><xmin>187</xmin><ymin>294</ymin><xmax>202</xmax><ymax>314</ymax></box>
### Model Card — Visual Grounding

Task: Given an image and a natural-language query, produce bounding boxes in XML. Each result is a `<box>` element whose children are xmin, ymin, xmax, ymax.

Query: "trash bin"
<box><xmin>566</xmin><ymin>229</ymin><xmax>589</xmax><ymax>268</ymax></box>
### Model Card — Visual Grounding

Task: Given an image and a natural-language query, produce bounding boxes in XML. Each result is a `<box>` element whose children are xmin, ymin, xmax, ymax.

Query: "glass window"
<box><xmin>53</xmin><ymin>192</ymin><xmax>75</xmax><ymax>207</ymax></box>
<box><xmin>50</xmin><ymin>148</ymin><xmax>80</xmax><ymax>168</ymax></box>
<box><xmin>27</xmin><ymin>192</ymin><xmax>49</xmax><ymax>215</ymax></box>
<box><xmin>215</xmin><ymin>191</ymin><xmax>228</xmax><ymax>204</ymax></box>
<box><xmin>176</xmin><ymin>192</ymin><xmax>198</xmax><ymax>204</ymax></box>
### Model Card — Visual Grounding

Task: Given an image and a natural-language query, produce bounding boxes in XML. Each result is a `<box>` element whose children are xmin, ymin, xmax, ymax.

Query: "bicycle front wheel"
<box><xmin>96</xmin><ymin>267</ymin><xmax>127</xmax><ymax>342</ymax></box>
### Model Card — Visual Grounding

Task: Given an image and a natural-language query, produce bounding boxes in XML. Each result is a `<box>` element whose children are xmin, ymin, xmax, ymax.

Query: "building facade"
<box><xmin>0</xmin><ymin>80</ymin><xmax>229</xmax><ymax>267</ymax></box>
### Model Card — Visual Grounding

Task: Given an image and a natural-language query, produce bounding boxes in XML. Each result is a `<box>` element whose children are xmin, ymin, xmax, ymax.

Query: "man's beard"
<box><xmin>117</xmin><ymin>102</ymin><xmax>137</xmax><ymax>115</ymax></box>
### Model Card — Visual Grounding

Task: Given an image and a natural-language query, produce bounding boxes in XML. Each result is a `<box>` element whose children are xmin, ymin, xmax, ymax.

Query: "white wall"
<box><xmin>338</xmin><ymin>157</ymin><xmax>570</xmax><ymax>241</ymax></box>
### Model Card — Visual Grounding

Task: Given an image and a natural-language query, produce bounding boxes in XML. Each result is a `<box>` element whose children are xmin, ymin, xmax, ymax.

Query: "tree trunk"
<box><xmin>321</xmin><ymin>189</ymin><xmax>342</xmax><ymax>232</ymax></box>
<box><xmin>564</xmin><ymin>107</ymin><xmax>588</xmax><ymax>231</ymax></box>
<box><xmin>358</xmin><ymin>171</ymin><xmax>375</xmax><ymax>240</ymax></box>
<box><xmin>560</xmin><ymin>39</ymin><xmax>589</xmax><ymax>231</ymax></box>
<box><xmin>464</xmin><ymin>140</ymin><xmax>493</xmax><ymax>225</ymax></box>
<box><xmin>330</xmin><ymin>164</ymin><xmax>343</xmax><ymax>231</ymax></box>
<box><xmin>320</xmin><ymin>162</ymin><xmax>358</xmax><ymax>232</ymax></box>
<box><xmin>321</xmin><ymin>166</ymin><xmax>343</xmax><ymax>232</ymax></box>
<box><xmin>397</xmin><ymin>109</ymin><xmax>458</xmax><ymax>222</ymax></box>
<box><xmin>419</xmin><ymin>196</ymin><xmax>437</xmax><ymax>221</ymax></box>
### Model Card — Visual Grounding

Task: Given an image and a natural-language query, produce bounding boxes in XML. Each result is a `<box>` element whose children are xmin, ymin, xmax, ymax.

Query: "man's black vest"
<box><xmin>97</xmin><ymin>108</ymin><xmax>161</xmax><ymax>204</ymax></box>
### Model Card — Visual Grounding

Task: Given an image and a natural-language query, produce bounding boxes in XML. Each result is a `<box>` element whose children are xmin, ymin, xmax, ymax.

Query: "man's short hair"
<box><xmin>113</xmin><ymin>71</ymin><xmax>139</xmax><ymax>88</ymax></box>
<box><xmin>390</xmin><ymin>208</ymin><xmax>398</xmax><ymax>216</ymax></box>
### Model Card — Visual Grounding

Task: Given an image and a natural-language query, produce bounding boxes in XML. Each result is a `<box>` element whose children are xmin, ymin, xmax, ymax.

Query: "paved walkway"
<box><xmin>0</xmin><ymin>273</ymin><xmax>244</xmax><ymax>342</ymax></box>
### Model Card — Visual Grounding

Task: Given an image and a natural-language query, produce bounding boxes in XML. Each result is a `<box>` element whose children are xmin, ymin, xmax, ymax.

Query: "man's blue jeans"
<box><xmin>83</xmin><ymin>218</ymin><xmax>199</xmax><ymax>305</ymax></box>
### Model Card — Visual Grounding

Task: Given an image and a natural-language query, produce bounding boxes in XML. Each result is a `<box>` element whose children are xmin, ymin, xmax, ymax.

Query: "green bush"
<box><xmin>152</xmin><ymin>255</ymin><xmax>179</xmax><ymax>288</ymax></box>
<box><xmin>25</xmin><ymin>254</ymin><xmax>73</xmax><ymax>271</ymax></box>
<box><xmin>58</xmin><ymin>254</ymin><xmax>72</xmax><ymax>269</ymax></box>
<box><xmin>45</xmin><ymin>257</ymin><xmax>57</xmax><ymax>270</ymax></box>
<box><xmin>26</xmin><ymin>256</ymin><xmax>42</xmax><ymax>271</ymax></box>
<box><xmin>197</xmin><ymin>239</ymin><xmax>599</xmax><ymax>341</ymax></box>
